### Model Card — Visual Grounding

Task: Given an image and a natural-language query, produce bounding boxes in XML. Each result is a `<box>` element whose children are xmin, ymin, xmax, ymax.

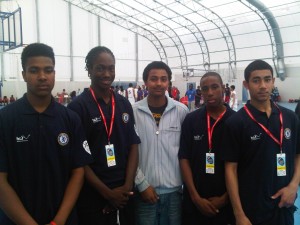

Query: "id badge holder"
<box><xmin>105</xmin><ymin>144</ymin><xmax>116</xmax><ymax>167</ymax></box>
<box><xmin>206</xmin><ymin>153</ymin><xmax>215</xmax><ymax>174</ymax></box>
<box><xmin>276</xmin><ymin>153</ymin><xmax>286</xmax><ymax>176</ymax></box>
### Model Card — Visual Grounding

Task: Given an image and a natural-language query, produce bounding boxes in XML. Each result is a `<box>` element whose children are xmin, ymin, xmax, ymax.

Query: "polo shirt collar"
<box><xmin>245</xmin><ymin>100</ymin><xmax>279</xmax><ymax>117</ymax></box>
<box><xmin>21</xmin><ymin>93</ymin><xmax>57</xmax><ymax>117</ymax></box>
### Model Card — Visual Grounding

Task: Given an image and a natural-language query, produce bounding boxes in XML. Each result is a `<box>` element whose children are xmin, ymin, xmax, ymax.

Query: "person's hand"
<box><xmin>208</xmin><ymin>196</ymin><xmax>227</xmax><ymax>209</ymax></box>
<box><xmin>140</xmin><ymin>186</ymin><xmax>159</xmax><ymax>204</ymax></box>
<box><xmin>106</xmin><ymin>186</ymin><xmax>133</xmax><ymax>209</ymax></box>
<box><xmin>271</xmin><ymin>184</ymin><xmax>298</xmax><ymax>208</ymax></box>
<box><xmin>192</xmin><ymin>196</ymin><xmax>219</xmax><ymax>217</ymax></box>
<box><xmin>235</xmin><ymin>214</ymin><xmax>252</xmax><ymax>225</ymax></box>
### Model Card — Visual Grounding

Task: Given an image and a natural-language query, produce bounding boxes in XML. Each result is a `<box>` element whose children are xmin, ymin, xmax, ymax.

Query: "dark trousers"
<box><xmin>182</xmin><ymin>205</ymin><xmax>234</xmax><ymax>225</ymax></box>
<box><xmin>77</xmin><ymin>197</ymin><xmax>135</xmax><ymax>225</ymax></box>
<box><xmin>256</xmin><ymin>206</ymin><xmax>296</xmax><ymax>225</ymax></box>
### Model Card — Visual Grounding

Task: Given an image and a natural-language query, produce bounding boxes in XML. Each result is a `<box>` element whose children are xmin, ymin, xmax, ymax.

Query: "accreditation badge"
<box><xmin>105</xmin><ymin>144</ymin><xmax>116</xmax><ymax>167</ymax></box>
<box><xmin>206</xmin><ymin>153</ymin><xmax>215</xmax><ymax>174</ymax></box>
<box><xmin>276</xmin><ymin>153</ymin><xmax>286</xmax><ymax>176</ymax></box>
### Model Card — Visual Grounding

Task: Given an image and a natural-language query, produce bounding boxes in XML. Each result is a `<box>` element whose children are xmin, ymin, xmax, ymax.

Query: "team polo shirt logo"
<box><xmin>92</xmin><ymin>117</ymin><xmax>102</xmax><ymax>123</ymax></box>
<box><xmin>284</xmin><ymin>128</ymin><xmax>291</xmax><ymax>139</ymax></box>
<box><xmin>57</xmin><ymin>133</ymin><xmax>69</xmax><ymax>146</ymax></box>
<box><xmin>250</xmin><ymin>133</ymin><xmax>262</xmax><ymax>141</ymax></box>
<box><xmin>16</xmin><ymin>134</ymin><xmax>30</xmax><ymax>142</ymax></box>
<box><xmin>122</xmin><ymin>113</ymin><xmax>129</xmax><ymax>123</ymax></box>
<box><xmin>194</xmin><ymin>134</ymin><xmax>204</xmax><ymax>141</ymax></box>
<box><xmin>83</xmin><ymin>140</ymin><xmax>91</xmax><ymax>154</ymax></box>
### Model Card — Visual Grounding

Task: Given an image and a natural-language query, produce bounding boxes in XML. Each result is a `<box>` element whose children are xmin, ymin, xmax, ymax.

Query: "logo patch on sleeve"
<box><xmin>122</xmin><ymin>113</ymin><xmax>129</xmax><ymax>123</ymax></box>
<box><xmin>284</xmin><ymin>128</ymin><xmax>291</xmax><ymax>139</ymax></box>
<box><xmin>57</xmin><ymin>133</ymin><xmax>69</xmax><ymax>146</ymax></box>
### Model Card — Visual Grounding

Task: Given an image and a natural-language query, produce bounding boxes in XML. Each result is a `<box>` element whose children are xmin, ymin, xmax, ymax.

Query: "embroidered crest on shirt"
<box><xmin>122</xmin><ymin>113</ymin><xmax>129</xmax><ymax>123</ymax></box>
<box><xmin>16</xmin><ymin>134</ymin><xmax>30</xmax><ymax>142</ymax></box>
<box><xmin>284</xmin><ymin>128</ymin><xmax>291</xmax><ymax>139</ymax></box>
<box><xmin>57</xmin><ymin>133</ymin><xmax>69</xmax><ymax>146</ymax></box>
<box><xmin>83</xmin><ymin>140</ymin><xmax>91</xmax><ymax>154</ymax></box>
<box><xmin>194</xmin><ymin>134</ymin><xmax>204</xmax><ymax>141</ymax></box>
<box><xmin>250</xmin><ymin>133</ymin><xmax>262</xmax><ymax>141</ymax></box>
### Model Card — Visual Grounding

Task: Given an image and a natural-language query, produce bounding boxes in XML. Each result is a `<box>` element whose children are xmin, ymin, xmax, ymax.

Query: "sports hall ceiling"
<box><xmin>63</xmin><ymin>0</ymin><xmax>300</xmax><ymax>80</ymax></box>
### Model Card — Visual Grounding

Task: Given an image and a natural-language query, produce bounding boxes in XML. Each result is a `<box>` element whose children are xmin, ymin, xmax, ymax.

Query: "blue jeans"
<box><xmin>135</xmin><ymin>191</ymin><xmax>182</xmax><ymax>225</ymax></box>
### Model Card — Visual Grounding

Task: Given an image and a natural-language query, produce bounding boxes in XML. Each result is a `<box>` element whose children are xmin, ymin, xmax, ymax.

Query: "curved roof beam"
<box><xmin>93</xmin><ymin>0</ymin><xmax>189</xmax><ymax>72</ymax></box>
<box><xmin>63</xmin><ymin>0</ymin><xmax>168</xmax><ymax>63</ymax></box>
<box><xmin>188</xmin><ymin>0</ymin><xmax>237</xmax><ymax>75</ymax></box>
<box><xmin>136</xmin><ymin>0</ymin><xmax>210</xmax><ymax>70</ymax></box>
<box><xmin>243</xmin><ymin>0</ymin><xmax>286</xmax><ymax>80</ymax></box>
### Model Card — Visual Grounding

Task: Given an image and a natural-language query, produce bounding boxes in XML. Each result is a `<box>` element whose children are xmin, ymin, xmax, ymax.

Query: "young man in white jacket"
<box><xmin>133</xmin><ymin>61</ymin><xmax>188</xmax><ymax>225</ymax></box>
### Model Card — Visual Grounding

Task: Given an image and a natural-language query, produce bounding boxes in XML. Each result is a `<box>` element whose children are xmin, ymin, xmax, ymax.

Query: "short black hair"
<box><xmin>244</xmin><ymin>60</ymin><xmax>273</xmax><ymax>82</ymax></box>
<box><xmin>21</xmin><ymin>43</ymin><xmax>55</xmax><ymax>70</ymax></box>
<box><xmin>230</xmin><ymin>85</ymin><xmax>235</xmax><ymax>90</ymax></box>
<box><xmin>85</xmin><ymin>46</ymin><xmax>115</xmax><ymax>71</ymax></box>
<box><xmin>143</xmin><ymin>61</ymin><xmax>172</xmax><ymax>82</ymax></box>
<box><xmin>200</xmin><ymin>71</ymin><xmax>223</xmax><ymax>85</ymax></box>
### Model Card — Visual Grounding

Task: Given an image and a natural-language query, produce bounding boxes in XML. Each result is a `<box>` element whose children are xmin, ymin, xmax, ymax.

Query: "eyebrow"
<box><xmin>251</xmin><ymin>75</ymin><xmax>272</xmax><ymax>79</ymax></box>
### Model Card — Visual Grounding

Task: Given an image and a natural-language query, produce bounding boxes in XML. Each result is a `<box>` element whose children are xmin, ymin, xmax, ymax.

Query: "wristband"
<box><xmin>50</xmin><ymin>221</ymin><xmax>57</xmax><ymax>225</ymax></box>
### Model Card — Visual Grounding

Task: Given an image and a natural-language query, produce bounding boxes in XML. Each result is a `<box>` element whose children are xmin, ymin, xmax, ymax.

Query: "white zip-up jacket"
<box><xmin>133</xmin><ymin>96</ymin><xmax>188</xmax><ymax>194</ymax></box>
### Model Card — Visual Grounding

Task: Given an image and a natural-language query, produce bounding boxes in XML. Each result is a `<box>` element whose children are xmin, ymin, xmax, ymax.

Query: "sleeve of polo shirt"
<box><xmin>0</xmin><ymin>140</ymin><xmax>7</xmax><ymax>172</ymax></box>
<box><xmin>70</xmin><ymin>112</ymin><xmax>93</xmax><ymax>168</ymax></box>
<box><xmin>0</xmin><ymin>118</ymin><xmax>7</xmax><ymax>172</ymax></box>
<box><xmin>296</xmin><ymin>116</ymin><xmax>300</xmax><ymax>154</ymax></box>
<box><xmin>220</xmin><ymin>118</ymin><xmax>241</xmax><ymax>162</ymax></box>
<box><xmin>178</xmin><ymin>114</ymin><xmax>193</xmax><ymax>160</ymax></box>
<box><xmin>127</xmin><ymin>102</ymin><xmax>141</xmax><ymax>145</ymax></box>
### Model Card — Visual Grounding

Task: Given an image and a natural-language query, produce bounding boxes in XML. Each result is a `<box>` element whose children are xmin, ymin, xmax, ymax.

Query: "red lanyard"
<box><xmin>244</xmin><ymin>104</ymin><xmax>283</xmax><ymax>153</ymax></box>
<box><xmin>207</xmin><ymin>109</ymin><xmax>226</xmax><ymax>152</ymax></box>
<box><xmin>90</xmin><ymin>87</ymin><xmax>115</xmax><ymax>144</ymax></box>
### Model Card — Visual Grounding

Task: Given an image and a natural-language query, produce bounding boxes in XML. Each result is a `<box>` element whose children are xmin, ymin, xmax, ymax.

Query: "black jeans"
<box><xmin>257</xmin><ymin>206</ymin><xmax>297</xmax><ymax>225</ymax></box>
<box><xmin>77</xmin><ymin>197</ymin><xmax>135</xmax><ymax>225</ymax></box>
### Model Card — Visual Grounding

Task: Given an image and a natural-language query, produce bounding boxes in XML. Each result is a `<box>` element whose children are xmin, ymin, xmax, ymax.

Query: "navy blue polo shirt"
<box><xmin>221</xmin><ymin>100</ymin><xmax>300</xmax><ymax>224</ymax></box>
<box><xmin>0</xmin><ymin>94</ymin><xmax>93</xmax><ymax>225</ymax></box>
<box><xmin>179</xmin><ymin>105</ymin><xmax>235</xmax><ymax>213</ymax></box>
<box><xmin>67</xmin><ymin>89</ymin><xmax>140</xmax><ymax>209</ymax></box>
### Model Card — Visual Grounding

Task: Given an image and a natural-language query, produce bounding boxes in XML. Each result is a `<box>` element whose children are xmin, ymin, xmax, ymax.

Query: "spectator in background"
<box><xmin>229</xmin><ymin>85</ymin><xmax>238</xmax><ymax>111</ymax></box>
<box><xmin>3</xmin><ymin>96</ymin><xmax>8</xmax><ymax>105</ymax></box>
<box><xmin>172</xmin><ymin>86</ymin><xmax>180</xmax><ymax>101</ymax></box>
<box><xmin>70</xmin><ymin>90</ymin><xmax>77</xmax><ymax>101</ymax></box>
<box><xmin>127</xmin><ymin>83</ymin><xmax>136</xmax><ymax>105</ymax></box>
<box><xmin>185</xmin><ymin>84</ymin><xmax>196</xmax><ymax>111</ymax></box>
<box><xmin>115</xmin><ymin>85</ymin><xmax>120</xmax><ymax>95</ymax></box>
<box><xmin>118</xmin><ymin>85</ymin><xmax>126</xmax><ymax>97</ymax></box>
<box><xmin>295</xmin><ymin>101</ymin><xmax>300</xmax><ymax>119</ymax></box>
<box><xmin>195</xmin><ymin>86</ymin><xmax>202</xmax><ymax>109</ymax></box>
<box><xmin>224</xmin><ymin>83</ymin><xmax>230</xmax><ymax>104</ymax></box>
<box><xmin>142</xmin><ymin>85</ymin><xmax>148</xmax><ymax>98</ymax></box>
<box><xmin>9</xmin><ymin>95</ymin><xmax>16</xmax><ymax>103</ymax></box>
<box><xmin>136</xmin><ymin>86</ymin><xmax>143</xmax><ymax>101</ymax></box>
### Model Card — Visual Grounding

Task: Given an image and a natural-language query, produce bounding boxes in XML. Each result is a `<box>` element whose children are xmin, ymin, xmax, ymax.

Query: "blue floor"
<box><xmin>296</xmin><ymin>189</ymin><xmax>300</xmax><ymax>224</ymax></box>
